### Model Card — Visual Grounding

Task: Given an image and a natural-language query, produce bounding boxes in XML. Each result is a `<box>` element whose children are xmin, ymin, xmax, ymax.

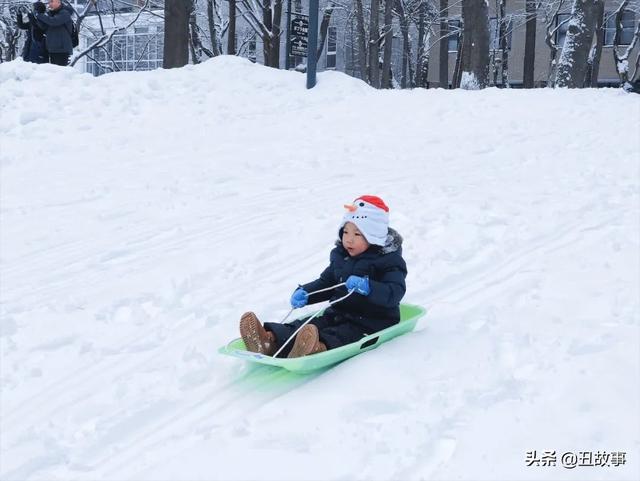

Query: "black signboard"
<box><xmin>290</xmin><ymin>17</ymin><xmax>309</xmax><ymax>57</ymax></box>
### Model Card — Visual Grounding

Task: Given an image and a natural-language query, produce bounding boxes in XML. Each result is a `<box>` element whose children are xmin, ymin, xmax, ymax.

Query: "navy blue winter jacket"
<box><xmin>301</xmin><ymin>227</ymin><xmax>407</xmax><ymax>333</ymax></box>
<box><xmin>35</xmin><ymin>5</ymin><xmax>73</xmax><ymax>54</ymax></box>
<box><xmin>17</xmin><ymin>13</ymin><xmax>47</xmax><ymax>63</ymax></box>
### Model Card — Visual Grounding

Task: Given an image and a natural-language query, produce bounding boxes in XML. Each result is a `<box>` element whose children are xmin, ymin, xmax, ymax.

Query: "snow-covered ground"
<box><xmin>0</xmin><ymin>57</ymin><xmax>639</xmax><ymax>481</ymax></box>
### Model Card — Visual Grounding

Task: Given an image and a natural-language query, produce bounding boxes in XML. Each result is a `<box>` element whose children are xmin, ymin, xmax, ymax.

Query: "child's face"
<box><xmin>342</xmin><ymin>222</ymin><xmax>369</xmax><ymax>257</ymax></box>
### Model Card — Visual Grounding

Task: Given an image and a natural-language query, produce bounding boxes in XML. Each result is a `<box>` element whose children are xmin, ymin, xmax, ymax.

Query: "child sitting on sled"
<box><xmin>239</xmin><ymin>195</ymin><xmax>407</xmax><ymax>358</ymax></box>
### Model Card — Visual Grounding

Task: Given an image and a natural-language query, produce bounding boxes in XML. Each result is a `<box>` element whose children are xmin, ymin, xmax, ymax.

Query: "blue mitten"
<box><xmin>290</xmin><ymin>288</ymin><xmax>309</xmax><ymax>308</ymax></box>
<box><xmin>345</xmin><ymin>275</ymin><xmax>370</xmax><ymax>296</ymax></box>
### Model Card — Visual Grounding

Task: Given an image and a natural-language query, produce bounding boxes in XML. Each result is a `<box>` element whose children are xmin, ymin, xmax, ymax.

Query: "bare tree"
<box><xmin>0</xmin><ymin>2</ymin><xmax>22</xmax><ymax>62</ymax></box>
<box><xmin>585</xmin><ymin>0</ymin><xmax>604</xmax><ymax>86</ymax></box>
<box><xmin>460</xmin><ymin>0</ymin><xmax>489</xmax><ymax>89</ymax></box>
<box><xmin>498</xmin><ymin>0</ymin><xmax>509</xmax><ymax>86</ymax></box>
<box><xmin>438</xmin><ymin>0</ymin><xmax>448</xmax><ymax>88</ymax></box>
<box><xmin>235</xmin><ymin>0</ymin><xmax>282</xmax><ymax>67</ymax></box>
<box><xmin>415</xmin><ymin>0</ymin><xmax>428</xmax><ymax>87</ymax></box>
<box><xmin>186</xmin><ymin>0</ymin><xmax>226</xmax><ymax>60</ymax></box>
<box><xmin>227</xmin><ymin>0</ymin><xmax>236</xmax><ymax>54</ymax></box>
<box><xmin>203</xmin><ymin>0</ymin><xmax>223</xmax><ymax>56</ymax></box>
<box><xmin>355</xmin><ymin>0</ymin><xmax>368</xmax><ymax>80</ymax></box>
<box><xmin>164</xmin><ymin>0</ymin><xmax>192</xmax><ymax>68</ymax></box>
<box><xmin>263</xmin><ymin>0</ymin><xmax>282</xmax><ymax>67</ymax></box>
<box><xmin>555</xmin><ymin>0</ymin><xmax>599</xmax><ymax>87</ymax></box>
<box><xmin>611</xmin><ymin>0</ymin><xmax>640</xmax><ymax>86</ymax></box>
<box><xmin>316</xmin><ymin>1</ymin><xmax>337</xmax><ymax>62</ymax></box>
<box><xmin>369</xmin><ymin>0</ymin><xmax>380</xmax><ymax>86</ymax></box>
<box><xmin>523</xmin><ymin>0</ymin><xmax>537</xmax><ymax>87</ymax></box>
<box><xmin>190</xmin><ymin>5</ymin><xmax>214</xmax><ymax>62</ymax></box>
<box><xmin>543</xmin><ymin>0</ymin><xmax>568</xmax><ymax>86</ymax></box>
<box><xmin>452</xmin><ymin>21</ymin><xmax>463</xmax><ymax>87</ymax></box>
<box><xmin>491</xmin><ymin>0</ymin><xmax>509</xmax><ymax>86</ymax></box>
<box><xmin>381</xmin><ymin>0</ymin><xmax>393</xmax><ymax>87</ymax></box>
<box><xmin>396</xmin><ymin>0</ymin><xmax>414</xmax><ymax>88</ymax></box>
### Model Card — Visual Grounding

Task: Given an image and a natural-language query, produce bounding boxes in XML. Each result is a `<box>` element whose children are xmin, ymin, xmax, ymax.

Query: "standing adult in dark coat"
<box><xmin>34</xmin><ymin>0</ymin><xmax>74</xmax><ymax>66</ymax></box>
<box><xmin>16</xmin><ymin>2</ymin><xmax>48</xmax><ymax>64</ymax></box>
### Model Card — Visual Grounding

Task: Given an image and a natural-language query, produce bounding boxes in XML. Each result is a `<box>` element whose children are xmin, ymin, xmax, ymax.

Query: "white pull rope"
<box><xmin>274</xmin><ymin>282</ymin><xmax>347</xmax><ymax>325</ymax></box>
<box><xmin>305</xmin><ymin>282</ymin><xmax>346</xmax><ymax>295</ymax></box>
<box><xmin>272</xmin><ymin>283</ymin><xmax>353</xmax><ymax>358</ymax></box>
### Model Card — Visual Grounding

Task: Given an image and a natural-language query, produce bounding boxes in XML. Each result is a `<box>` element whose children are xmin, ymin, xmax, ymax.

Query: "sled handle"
<box><xmin>359</xmin><ymin>336</ymin><xmax>379</xmax><ymax>350</ymax></box>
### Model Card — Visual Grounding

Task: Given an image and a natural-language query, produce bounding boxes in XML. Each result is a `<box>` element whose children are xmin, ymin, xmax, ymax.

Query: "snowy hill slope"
<box><xmin>0</xmin><ymin>56</ymin><xmax>639</xmax><ymax>481</ymax></box>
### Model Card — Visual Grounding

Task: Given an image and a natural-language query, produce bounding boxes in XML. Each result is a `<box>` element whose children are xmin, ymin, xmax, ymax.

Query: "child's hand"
<box><xmin>345</xmin><ymin>276</ymin><xmax>370</xmax><ymax>296</ymax></box>
<box><xmin>290</xmin><ymin>288</ymin><xmax>309</xmax><ymax>308</ymax></box>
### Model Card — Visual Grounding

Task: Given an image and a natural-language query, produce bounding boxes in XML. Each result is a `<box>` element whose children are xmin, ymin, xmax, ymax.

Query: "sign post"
<box><xmin>306</xmin><ymin>0</ymin><xmax>319</xmax><ymax>89</ymax></box>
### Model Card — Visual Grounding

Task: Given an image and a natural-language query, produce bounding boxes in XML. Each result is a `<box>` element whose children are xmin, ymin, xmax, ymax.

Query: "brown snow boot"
<box><xmin>239</xmin><ymin>312</ymin><xmax>276</xmax><ymax>355</ymax></box>
<box><xmin>287</xmin><ymin>324</ymin><xmax>327</xmax><ymax>358</ymax></box>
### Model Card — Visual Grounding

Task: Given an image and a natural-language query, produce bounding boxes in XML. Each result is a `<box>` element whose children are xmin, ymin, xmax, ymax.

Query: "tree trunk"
<box><xmin>499</xmin><ymin>0</ymin><xmax>509</xmax><ymax>86</ymax></box>
<box><xmin>612</xmin><ymin>0</ymin><xmax>640</xmax><ymax>86</ymax></box>
<box><xmin>355</xmin><ymin>0</ymin><xmax>368</xmax><ymax>81</ymax></box>
<box><xmin>545</xmin><ymin>17</ymin><xmax>562</xmax><ymax>86</ymax></box>
<box><xmin>189</xmin><ymin>21</ymin><xmax>198</xmax><ymax>64</ymax></box>
<box><xmin>460</xmin><ymin>0</ymin><xmax>489</xmax><ymax>89</ymax></box>
<box><xmin>206</xmin><ymin>0</ymin><xmax>219</xmax><ymax>56</ymax></box>
<box><xmin>439</xmin><ymin>0</ymin><xmax>449</xmax><ymax>88</ymax></box>
<box><xmin>416</xmin><ymin>2</ymin><xmax>426</xmax><ymax>87</ymax></box>
<box><xmin>262</xmin><ymin>0</ymin><xmax>273</xmax><ymax>66</ymax></box>
<box><xmin>555</xmin><ymin>0</ymin><xmax>599</xmax><ymax>88</ymax></box>
<box><xmin>492</xmin><ymin>0</ymin><xmax>500</xmax><ymax>85</ymax></box>
<box><xmin>228</xmin><ymin>0</ymin><xmax>236</xmax><ymax>54</ymax></box>
<box><xmin>523</xmin><ymin>0</ymin><xmax>537</xmax><ymax>88</ymax></box>
<box><xmin>381</xmin><ymin>0</ymin><xmax>393</xmax><ymax>88</ymax></box>
<box><xmin>260</xmin><ymin>0</ymin><xmax>282</xmax><ymax>68</ymax></box>
<box><xmin>452</xmin><ymin>27</ymin><xmax>464</xmax><ymax>87</ymax></box>
<box><xmin>369</xmin><ymin>0</ymin><xmax>381</xmax><ymax>87</ymax></box>
<box><xmin>190</xmin><ymin>9</ymin><xmax>213</xmax><ymax>62</ymax></box>
<box><xmin>585</xmin><ymin>0</ymin><xmax>604</xmax><ymax>87</ymax></box>
<box><xmin>316</xmin><ymin>3</ymin><xmax>336</xmax><ymax>62</ymax></box>
<box><xmin>164</xmin><ymin>0</ymin><xmax>192</xmax><ymax>68</ymax></box>
<box><xmin>421</xmin><ymin>30</ymin><xmax>432</xmax><ymax>87</ymax></box>
<box><xmin>396</xmin><ymin>0</ymin><xmax>412</xmax><ymax>88</ymax></box>
<box><xmin>271</xmin><ymin>0</ymin><xmax>282</xmax><ymax>67</ymax></box>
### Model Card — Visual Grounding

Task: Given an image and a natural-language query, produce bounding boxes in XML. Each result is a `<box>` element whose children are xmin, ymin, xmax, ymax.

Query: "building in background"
<box><xmin>68</xmin><ymin>0</ymin><xmax>163</xmax><ymax>75</ymax></box>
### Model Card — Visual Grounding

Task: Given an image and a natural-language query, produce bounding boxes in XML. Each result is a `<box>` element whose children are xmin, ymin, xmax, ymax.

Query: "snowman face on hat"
<box><xmin>341</xmin><ymin>195</ymin><xmax>390</xmax><ymax>247</ymax></box>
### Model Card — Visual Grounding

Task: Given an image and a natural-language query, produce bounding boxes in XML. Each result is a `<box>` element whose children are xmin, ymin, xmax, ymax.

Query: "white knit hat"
<box><xmin>340</xmin><ymin>195</ymin><xmax>390</xmax><ymax>246</ymax></box>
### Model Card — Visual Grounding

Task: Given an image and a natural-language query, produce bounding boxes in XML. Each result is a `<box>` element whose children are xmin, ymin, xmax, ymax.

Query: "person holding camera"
<box><xmin>16</xmin><ymin>2</ymin><xmax>48</xmax><ymax>64</ymax></box>
<box><xmin>33</xmin><ymin>0</ymin><xmax>74</xmax><ymax>66</ymax></box>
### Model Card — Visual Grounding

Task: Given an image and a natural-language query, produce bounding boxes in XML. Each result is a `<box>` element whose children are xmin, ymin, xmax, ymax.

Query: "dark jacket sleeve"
<box><xmin>366</xmin><ymin>257</ymin><xmax>407</xmax><ymax>308</ymax></box>
<box><xmin>301</xmin><ymin>262</ymin><xmax>337</xmax><ymax>304</ymax></box>
<box><xmin>31</xmin><ymin>13</ymin><xmax>47</xmax><ymax>31</ymax></box>
<box><xmin>17</xmin><ymin>13</ymin><xmax>30</xmax><ymax>30</ymax></box>
<box><xmin>36</xmin><ymin>9</ymin><xmax>71</xmax><ymax>27</ymax></box>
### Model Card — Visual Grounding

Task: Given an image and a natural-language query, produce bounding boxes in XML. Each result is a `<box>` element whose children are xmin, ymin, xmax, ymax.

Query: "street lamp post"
<box><xmin>285</xmin><ymin>0</ymin><xmax>291</xmax><ymax>70</ymax></box>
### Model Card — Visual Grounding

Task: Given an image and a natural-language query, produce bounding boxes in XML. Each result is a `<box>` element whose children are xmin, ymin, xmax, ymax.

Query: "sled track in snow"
<box><xmin>3</xmin><ymin>362</ymin><xmax>326</xmax><ymax>480</ymax></box>
<box><xmin>94</xmin><ymin>364</ymin><xmax>328</xmax><ymax>478</ymax></box>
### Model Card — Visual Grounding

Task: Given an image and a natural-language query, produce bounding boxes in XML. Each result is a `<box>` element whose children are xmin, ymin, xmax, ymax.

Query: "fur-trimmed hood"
<box><xmin>380</xmin><ymin>227</ymin><xmax>403</xmax><ymax>254</ymax></box>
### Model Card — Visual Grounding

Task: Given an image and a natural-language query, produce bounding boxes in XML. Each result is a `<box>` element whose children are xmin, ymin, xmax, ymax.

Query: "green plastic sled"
<box><xmin>218</xmin><ymin>303</ymin><xmax>426</xmax><ymax>373</ymax></box>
